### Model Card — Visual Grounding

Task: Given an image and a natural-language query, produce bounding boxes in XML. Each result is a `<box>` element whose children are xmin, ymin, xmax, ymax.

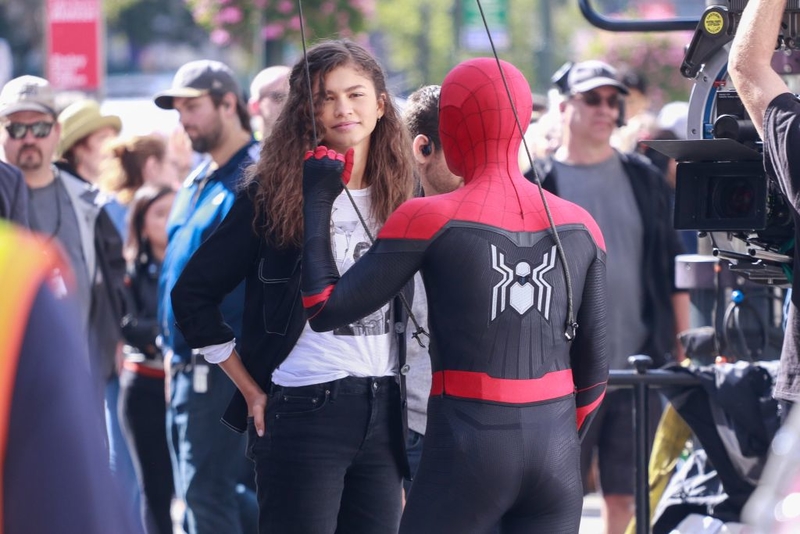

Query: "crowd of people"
<box><xmin>2</xmin><ymin>3</ymin><xmax>799</xmax><ymax>531</ymax></box>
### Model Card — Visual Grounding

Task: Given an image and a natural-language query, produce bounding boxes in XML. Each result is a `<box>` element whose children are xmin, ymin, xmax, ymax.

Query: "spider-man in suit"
<box><xmin>301</xmin><ymin>58</ymin><xmax>609</xmax><ymax>533</ymax></box>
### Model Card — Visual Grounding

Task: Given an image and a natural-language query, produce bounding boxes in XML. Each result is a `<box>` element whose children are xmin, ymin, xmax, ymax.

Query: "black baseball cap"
<box><xmin>564</xmin><ymin>60</ymin><xmax>629</xmax><ymax>96</ymax></box>
<box><xmin>154</xmin><ymin>60</ymin><xmax>242</xmax><ymax>110</ymax></box>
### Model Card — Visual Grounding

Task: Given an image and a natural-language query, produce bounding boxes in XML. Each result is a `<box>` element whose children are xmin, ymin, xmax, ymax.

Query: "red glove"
<box><xmin>303</xmin><ymin>146</ymin><xmax>354</xmax><ymax>190</ymax></box>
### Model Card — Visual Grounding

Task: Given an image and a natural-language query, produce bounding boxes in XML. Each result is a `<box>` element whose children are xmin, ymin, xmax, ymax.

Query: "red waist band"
<box><xmin>430</xmin><ymin>369</ymin><xmax>574</xmax><ymax>404</ymax></box>
<box><xmin>123</xmin><ymin>360</ymin><xmax>166</xmax><ymax>379</ymax></box>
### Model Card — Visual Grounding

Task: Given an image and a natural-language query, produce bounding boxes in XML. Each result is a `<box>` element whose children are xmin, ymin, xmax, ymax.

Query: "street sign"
<box><xmin>45</xmin><ymin>0</ymin><xmax>103</xmax><ymax>92</ymax></box>
<box><xmin>461</xmin><ymin>0</ymin><xmax>510</xmax><ymax>52</ymax></box>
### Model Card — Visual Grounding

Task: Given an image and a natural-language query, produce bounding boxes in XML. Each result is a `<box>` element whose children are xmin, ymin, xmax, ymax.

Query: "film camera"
<box><xmin>647</xmin><ymin>0</ymin><xmax>800</xmax><ymax>286</ymax></box>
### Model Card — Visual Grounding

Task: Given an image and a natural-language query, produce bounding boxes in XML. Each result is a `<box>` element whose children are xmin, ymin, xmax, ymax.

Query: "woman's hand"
<box><xmin>217</xmin><ymin>349</ymin><xmax>269</xmax><ymax>436</ymax></box>
<box><xmin>302</xmin><ymin>146</ymin><xmax>354</xmax><ymax>201</ymax></box>
<box><xmin>246</xmin><ymin>390</ymin><xmax>269</xmax><ymax>437</ymax></box>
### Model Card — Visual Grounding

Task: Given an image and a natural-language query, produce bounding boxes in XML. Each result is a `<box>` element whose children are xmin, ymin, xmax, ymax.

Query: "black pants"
<box><xmin>580</xmin><ymin>388</ymin><xmax>662</xmax><ymax>496</ymax></box>
<box><xmin>401</xmin><ymin>395</ymin><xmax>582</xmax><ymax>534</ymax></box>
<box><xmin>119</xmin><ymin>368</ymin><xmax>175</xmax><ymax>534</ymax></box>
<box><xmin>246</xmin><ymin>376</ymin><xmax>404</xmax><ymax>534</ymax></box>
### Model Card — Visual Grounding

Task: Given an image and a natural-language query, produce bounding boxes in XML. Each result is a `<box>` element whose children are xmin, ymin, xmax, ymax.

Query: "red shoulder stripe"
<box><xmin>302</xmin><ymin>285</ymin><xmax>334</xmax><ymax>309</ymax></box>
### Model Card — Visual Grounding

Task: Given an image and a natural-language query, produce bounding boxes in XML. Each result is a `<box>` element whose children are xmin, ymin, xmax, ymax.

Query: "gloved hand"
<box><xmin>302</xmin><ymin>146</ymin><xmax>354</xmax><ymax>202</ymax></box>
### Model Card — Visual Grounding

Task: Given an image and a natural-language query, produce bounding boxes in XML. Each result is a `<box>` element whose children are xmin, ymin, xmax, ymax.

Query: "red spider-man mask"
<box><xmin>439</xmin><ymin>58</ymin><xmax>533</xmax><ymax>184</ymax></box>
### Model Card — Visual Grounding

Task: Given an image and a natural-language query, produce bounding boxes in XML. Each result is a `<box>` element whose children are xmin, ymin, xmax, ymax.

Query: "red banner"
<box><xmin>45</xmin><ymin>0</ymin><xmax>103</xmax><ymax>92</ymax></box>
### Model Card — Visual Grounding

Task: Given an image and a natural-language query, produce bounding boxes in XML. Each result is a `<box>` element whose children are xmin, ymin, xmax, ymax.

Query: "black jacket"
<box><xmin>55</xmin><ymin>163</ymin><xmax>126</xmax><ymax>385</ymax></box>
<box><xmin>0</xmin><ymin>161</ymin><xmax>29</xmax><ymax>226</ymax></box>
<box><xmin>121</xmin><ymin>261</ymin><xmax>161</xmax><ymax>359</ymax></box>
<box><xmin>172</xmin><ymin>184</ymin><xmax>411</xmax><ymax>440</ymax></box>
<box><xmin>528</xmin><ymin>151</ymin><xmax>684</xmax><ymax>367</ymax></box>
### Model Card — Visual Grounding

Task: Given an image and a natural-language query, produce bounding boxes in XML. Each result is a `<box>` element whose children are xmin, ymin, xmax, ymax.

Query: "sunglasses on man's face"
<box><xmin>574</xmin><ymin>92</ymin><xmax>621</xmax><ymax>109</ymax></box>
<box><xmin>5</xmin><ymin>121</ymin><xmax>55</xmax><ymax>140</ymax></box>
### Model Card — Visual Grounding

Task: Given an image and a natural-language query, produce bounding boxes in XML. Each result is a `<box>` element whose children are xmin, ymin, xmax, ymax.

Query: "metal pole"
<box><xmin>578</xmin><ymin>0</ymin><xmax>697</xmax><ymax>31</ymax></box>
<box><xmin>629</xmin><ymin>354</ymin><xmax>653</xmax><ymax>534</ymax></box>
<box><xmin>536</xmin><ymin>0</ymin><xmax>553</xmax><ymax>93</ymax></box>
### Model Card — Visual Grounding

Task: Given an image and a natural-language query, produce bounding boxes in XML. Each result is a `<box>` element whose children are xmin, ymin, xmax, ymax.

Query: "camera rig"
<box><xmin>646</xmin><ymin>0</ymin><xmax>800</xmax><ymax>287</ymax></box>
<box><xmin>681</xmin><ymin>0</ymin><xmax>800</xmax><ymax>80</ymax></box>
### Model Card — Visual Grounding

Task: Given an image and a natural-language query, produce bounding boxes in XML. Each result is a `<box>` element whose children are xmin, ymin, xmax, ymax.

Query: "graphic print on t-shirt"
<box><xmin>331</xmin><ymin>194</ymin><xmax>390</xmax><ymax>336</ymax></box>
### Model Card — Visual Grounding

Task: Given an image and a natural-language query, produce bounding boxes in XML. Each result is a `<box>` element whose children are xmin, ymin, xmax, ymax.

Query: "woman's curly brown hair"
<box><xmin>245</xmin><ymin>39</ymin><xmax>414</xmax><ymax>248</ymax></box>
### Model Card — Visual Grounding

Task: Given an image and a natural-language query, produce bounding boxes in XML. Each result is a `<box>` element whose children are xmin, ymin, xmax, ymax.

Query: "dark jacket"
<box><xmin>55</xmin><ymin>163</ymin><xmax>126</xmax><ymax>385</ymax></box>
<box><xmin>172</xmin><ymin>184</ymin><xmax>411</xmax><ymax>441</ymax></box>
<box><xmin>528</xmin><ymin>151</ymin><xmax>684</xmax><ymax>367</ymax></box>
<box><xmin>121</xmin><ymin>261</ymin><xmax>161</xmax><ymax>359</ymax></box>
<box><xmin>0</xmin><ymin>161</ymin><xmax>29</xmax><ymax>226</ymax></box>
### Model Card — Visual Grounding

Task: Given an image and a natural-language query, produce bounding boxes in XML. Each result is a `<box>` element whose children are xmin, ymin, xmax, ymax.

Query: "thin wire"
<box><xmin>295</xmin><ymin>0</ymin><xmax>428</xmax><ymax>347</ymax></box>
<box><xmin>297</xmin><ymin>2</ymin><xmax>317</xmax><ymax>146</ymax></box>
<box><xmin>475</xmin><ymin>0</ymin><xmax>578</xmax><ymax>340</ymax></box>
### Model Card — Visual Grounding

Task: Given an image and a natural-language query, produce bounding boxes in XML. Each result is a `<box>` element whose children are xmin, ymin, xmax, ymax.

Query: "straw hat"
<box><xmin>58</xmin><ymin>99</ymin><xmax>122</xmax><ymax>157</ymax></box>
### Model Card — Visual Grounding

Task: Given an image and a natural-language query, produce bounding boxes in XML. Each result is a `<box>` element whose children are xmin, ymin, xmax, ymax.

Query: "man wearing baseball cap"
<box><xmin>527</xmin><ymin>60</ymin><xmax>689</xmax><ymax>534</ymax></box>
<box><xmin>155</xmin><ymin>59</ymin><xmax>259</xmax><ymax>534</ymax></box>
<box><xmin>0</xmin><ymin>75</ymin><xmax>126</xmax><ymax>413</ymax></box>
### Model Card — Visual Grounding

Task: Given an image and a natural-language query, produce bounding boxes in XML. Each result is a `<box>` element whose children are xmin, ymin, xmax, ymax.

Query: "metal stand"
<box><xmin>608</xmin><ymin>363</ymin><xmax>703</xmax><ymax>534</ymax></box>
<box><xmin>629</xmin><ymin>355</ymin><xmax>654</xmax><ymax>534</ymax></box>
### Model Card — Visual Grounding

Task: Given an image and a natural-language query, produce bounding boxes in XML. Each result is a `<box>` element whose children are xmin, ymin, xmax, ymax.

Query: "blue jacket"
<box><xmin>159</xmin><ymin>141</ymin><xmax>258</xmax><ymax>362</ymax></box>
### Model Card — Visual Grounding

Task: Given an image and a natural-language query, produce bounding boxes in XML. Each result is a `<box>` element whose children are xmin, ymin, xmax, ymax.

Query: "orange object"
<box><xmin>0</xmin><ymin>222</ymin><xmax>66</xmax><ymax>532</ymax></box>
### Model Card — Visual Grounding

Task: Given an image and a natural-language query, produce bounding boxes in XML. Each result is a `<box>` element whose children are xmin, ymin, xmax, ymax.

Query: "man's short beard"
<box><xmin>190</xmin><ymin>125</ymin><xmax>223</xmax><ymax>154</ymax></box>
<box><xmin>15</xmin><ymin>146</ymin><xmax>44</xmax><ymax>171</ymax></box>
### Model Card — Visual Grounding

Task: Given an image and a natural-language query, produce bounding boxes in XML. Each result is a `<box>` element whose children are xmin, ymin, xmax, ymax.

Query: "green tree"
<box><xmin>374</xmin><ymin>0</ymin><xmax>585</xmax><ymax>96</ymax></box>
<box><xmin>184</xmin><ymin>0</ymin><xmax>373</xmax><ymax>65</ymax></box>
<box><xmin>106</xmin><ymin>0</ymin><xmax>206</xmax><ymax>72</ymax></box>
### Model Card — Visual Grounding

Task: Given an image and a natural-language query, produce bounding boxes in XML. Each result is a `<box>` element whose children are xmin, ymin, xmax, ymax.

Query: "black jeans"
<box><xmin>118</xmin><ymin>368</ymin><xmax>174</xmax><ymax>534</ymax></box>
<box><xmin>247</xmin><ymin>375</ymin><xmax>404</xmax><ymax>534</ymax></box>
<box><xmin>403</xmin><ymin>429</ymin><xmax>425</xmax><ymax>496</ymax></box>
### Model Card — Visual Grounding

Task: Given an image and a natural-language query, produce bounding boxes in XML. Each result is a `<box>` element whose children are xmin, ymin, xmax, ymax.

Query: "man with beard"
<box><xmin>153</xmin><ymin>60</ymin><xmax>258</xmax><ymax>534</ymax></box>
<box><xmin>0</xmin><ymin>76</ymin><xmax>125</xmax><ymax>412</ymax></box>
<box><xmin>528</xmin><ymin>61</ymin><xmax>688</xmax><ymax>534</ymax></box>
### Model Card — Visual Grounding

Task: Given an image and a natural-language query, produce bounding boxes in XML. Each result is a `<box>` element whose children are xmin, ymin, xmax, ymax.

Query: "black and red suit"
<box><xmin>301</xmin><ymin>58</ymin><xmax>609</xmax><ymax>533</ymax></box>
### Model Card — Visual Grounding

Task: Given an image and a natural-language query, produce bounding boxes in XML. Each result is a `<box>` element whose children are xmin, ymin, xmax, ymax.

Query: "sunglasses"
<box><xmin>5</xmin><ymin>121</ymin><xmax>55</xmax><ymax>140</ymax></box>
<box><xmin>574</xmin><ymin>92</ymin><xmax>621</xmax><ymax>109</ymax></box>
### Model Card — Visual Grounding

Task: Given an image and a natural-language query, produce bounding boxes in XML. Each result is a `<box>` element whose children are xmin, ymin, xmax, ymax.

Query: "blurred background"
<box><xmin>1</xmin><ymin>0</ymin><xmax>704</xmax><ymax>130</ymax></box>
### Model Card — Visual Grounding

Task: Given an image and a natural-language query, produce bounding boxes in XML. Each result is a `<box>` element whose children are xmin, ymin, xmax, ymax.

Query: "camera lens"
<box><xmin>712</xmin><ymin>178</ymin><xmax>755</xmax><ymax>219</ymax></box>
<box><xmin>713</xmin><ymin>114</ymin><xmax>759</xmax><ymax>143</ymax></box>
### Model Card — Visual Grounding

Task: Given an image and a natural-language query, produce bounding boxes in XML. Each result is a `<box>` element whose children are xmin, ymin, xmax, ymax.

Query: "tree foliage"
<box><xmin>374</xmin><ymin>0</ymin><xmax>585</xmax><ymax>96</ymax></box>
<box><xmin>104</xmin><ymin>0</ymin><xmax>142</xmax><ymax>22</ymax></box>
<box><xmin>184</xmin><ymin>0</ymin><xmax>373</xmax><ymax>49</ymax></box>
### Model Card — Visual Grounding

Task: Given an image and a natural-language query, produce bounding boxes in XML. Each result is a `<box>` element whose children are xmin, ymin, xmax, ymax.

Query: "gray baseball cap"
<box><xmin>567</xmin><ymin>60</ymin><xmax>629</xmax><ymax>96</ymax></box>
<box><xmin>154</xmin><ymin>60</ymin><xmax>242</xmax><ymax>110</ymax></box>
<box><xmin>0</xmin><ymin>75</ymin><xmax>58</xmax><ymax>118</ymax></box>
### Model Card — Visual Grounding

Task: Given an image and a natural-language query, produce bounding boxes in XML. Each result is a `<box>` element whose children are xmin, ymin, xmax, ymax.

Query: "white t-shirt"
<box><xmin>271</xmin><ymin>187</ymin><xmax>397</xmax><ymax>387</ymax></box>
